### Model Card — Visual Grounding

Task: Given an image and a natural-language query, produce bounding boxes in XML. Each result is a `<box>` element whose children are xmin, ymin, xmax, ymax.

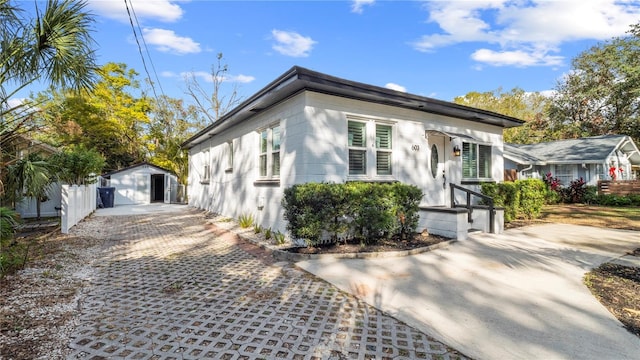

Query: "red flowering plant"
<box><xmin>544</xmin><ymin>172</ymin><xmax>561</xmax><ymax>190</ymax></box>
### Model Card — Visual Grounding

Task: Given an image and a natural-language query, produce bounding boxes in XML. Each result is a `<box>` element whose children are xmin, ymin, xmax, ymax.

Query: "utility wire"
<box><xmin>128</xmin><ymin>0</ymin><xmax>167</xmax><ymax>99</ymax></box>
<box><xmin>123</xmin><ymin>0</ymin><xmax>162</xmax><ymax>101</ymax></box>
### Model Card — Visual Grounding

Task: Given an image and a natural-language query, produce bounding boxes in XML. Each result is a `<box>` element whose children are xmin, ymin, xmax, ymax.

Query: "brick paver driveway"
<box><xmin>67</xmin><ymin>208</ymin><xmax>466</xmax><ymax>359</ymax></box>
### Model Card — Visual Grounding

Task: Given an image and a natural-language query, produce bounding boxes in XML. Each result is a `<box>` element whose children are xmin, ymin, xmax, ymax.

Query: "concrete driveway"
<box><xmin>297</xmin><ymin>224</ymin><xmax>640</xmax><ymax>360</ymax></box>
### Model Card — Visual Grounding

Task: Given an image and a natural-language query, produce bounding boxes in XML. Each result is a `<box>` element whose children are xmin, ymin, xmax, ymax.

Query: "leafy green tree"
<box><xmin>49</xmin><ymin>145</ymin><xmax>105</xmax><ymax>185</ymax></box>
<box><xmin>549</xmin><ymin>23</ymin><xmax>640</xmax><ymax>143</ymax></box>
<box><xmin>34</xmin><ymin>63</ymin><xmax>151</xmax><ymax>172</ymax></box>
<box><xmin>453</xmin><ymin>88</ymin><xmax>551</xmax><ymax>144</ymax></box>
<box><xmin>147</xmin><ymin>96</ymin><xmax>205</xmax><ymax>185</ymax></box>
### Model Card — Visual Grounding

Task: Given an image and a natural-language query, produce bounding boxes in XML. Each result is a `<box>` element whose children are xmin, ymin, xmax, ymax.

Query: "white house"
<box><xmin>100</xmin><ymin>162</ymin><xmax>179</xmax><ymax>205</ymax></box>
<box><xmin>504</xmin><ymin>135</ymin><xmax>640</xmax><ymax>186</ymax></box>
<box><xmin>182</xmin><ymin>67</ymin><xmax>523</xmax><ymax>239</ymax></box>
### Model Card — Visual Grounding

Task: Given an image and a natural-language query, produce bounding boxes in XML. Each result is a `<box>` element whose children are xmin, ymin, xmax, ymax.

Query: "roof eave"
<box><xmin>181</xmin><ymin>66</ymin><xmax>525</xmax><ymax>149</ymax></box>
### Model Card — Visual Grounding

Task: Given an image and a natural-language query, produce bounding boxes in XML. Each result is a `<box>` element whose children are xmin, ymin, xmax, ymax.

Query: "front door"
<box><xmin>426</xmin><ymin>133</ymin><xmax>447</xmax><ymax>206</ymax></box>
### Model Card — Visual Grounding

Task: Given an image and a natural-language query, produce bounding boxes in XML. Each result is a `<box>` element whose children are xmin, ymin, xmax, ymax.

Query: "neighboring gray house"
<box><xmin>100</xmin><ymin>162</ymin><xmax>179</xmax><ymax>205</ymax></box>
<box><xmin>182</xmin><ymin>66</ymin><xmax>523</xmax><ymax>239</ymax></box>
<box><xmin>504</xmin><ymin>135</ymin><xmax>640</xmax><ymax>186</ymax></box>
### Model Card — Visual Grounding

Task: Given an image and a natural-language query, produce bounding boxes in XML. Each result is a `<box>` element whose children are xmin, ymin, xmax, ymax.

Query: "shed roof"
<box><xmin>505</xmin><ymin>135</ymin><xmax>640</xmax><ymax>165</ymax></box>
<box><xmin>101</xmin><ymin>161</ymin><xmax>175</xmax><ymax>177</ymax></box>
<box><xmin>182</xmin><ymin>66</ymin><xmax>524</xmax><ymax>149</ymax></box>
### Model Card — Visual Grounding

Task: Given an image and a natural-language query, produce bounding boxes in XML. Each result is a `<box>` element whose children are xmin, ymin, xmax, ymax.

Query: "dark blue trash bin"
<box><xmin>98</xmin><ymin>187</ymin><xmax>115</xmax><ymax>208</ymax></box>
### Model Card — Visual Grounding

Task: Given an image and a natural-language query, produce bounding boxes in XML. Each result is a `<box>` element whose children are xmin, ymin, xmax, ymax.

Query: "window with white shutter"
<box><xmin>462</xmin><ymin>142</ymin><xmax>492</xmax><ymax>180</ymax></box>
<box><xmin>347</xmin><ymin>118</ymin><xmax>394</xmax><ymax>178</ymax></box>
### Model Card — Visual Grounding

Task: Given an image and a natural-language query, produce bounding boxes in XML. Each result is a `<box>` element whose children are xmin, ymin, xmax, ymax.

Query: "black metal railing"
<box><xmin>449</xmin><ymin>183</ymin><xmax>495</xmax><ymax>233</ymax></box>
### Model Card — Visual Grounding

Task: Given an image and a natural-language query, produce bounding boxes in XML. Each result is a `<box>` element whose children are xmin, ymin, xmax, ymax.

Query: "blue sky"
<box><xmin>15</xmin><ymin>0</ymin><xmax>640</xmax><ymax>106</ymax></box>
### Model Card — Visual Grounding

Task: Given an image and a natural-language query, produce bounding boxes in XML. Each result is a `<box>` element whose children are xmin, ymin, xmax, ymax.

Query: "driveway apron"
<box><xmin>67</xmin><ymin>208</ymin><xmax>467</xmax><ymax>359</ymax></box>
<box><xmin>297</xmin><ymin>224</ymin><xmax>640</xmax><ymax>360</ymax></box>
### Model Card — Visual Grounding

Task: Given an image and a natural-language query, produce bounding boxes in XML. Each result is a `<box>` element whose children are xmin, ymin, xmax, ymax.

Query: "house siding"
<box><xmin>188</xmin><ymin>91</ymin><xmax>507</xmax><ymax>235</ymax></box>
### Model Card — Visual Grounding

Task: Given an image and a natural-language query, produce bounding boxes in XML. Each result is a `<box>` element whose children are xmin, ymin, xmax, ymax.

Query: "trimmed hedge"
<box><xmin>282</xmin><ymin>182</ymin><xmax>423</xmax><ymax>246</ymax></box>
<box><xmin>481</xmin><ymin>179</ymin><xmax>547</xmax><ymax>222</ymax></box>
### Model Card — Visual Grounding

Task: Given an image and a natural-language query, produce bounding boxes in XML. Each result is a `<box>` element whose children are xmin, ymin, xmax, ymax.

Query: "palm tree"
<box><xmin>1</xmin><ymin>0</ymin><xmax>97</xmax><ymax>209</ymax></box>
<box><xmin>7</xmin><ymin>153</ymin><xmax>52</xmax><ymax>220</ymax></box>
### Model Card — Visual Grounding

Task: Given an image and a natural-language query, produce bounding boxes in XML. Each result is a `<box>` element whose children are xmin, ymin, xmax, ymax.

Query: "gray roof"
<box><xmin>182</xmin><ymin>66</ymin><xmax>524</xmax><ymax>149</ymax></box>
<box><xmin>505</xmin><ymin>135</ymin><xmax>640</xmax><ymax>165</ymax></box>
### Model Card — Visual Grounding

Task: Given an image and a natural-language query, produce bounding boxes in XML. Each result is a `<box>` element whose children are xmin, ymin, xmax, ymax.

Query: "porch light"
<box><xmin>453</xmin><ymin>145</ymin><xmax>461</xmax><ymax>157</ymax></box>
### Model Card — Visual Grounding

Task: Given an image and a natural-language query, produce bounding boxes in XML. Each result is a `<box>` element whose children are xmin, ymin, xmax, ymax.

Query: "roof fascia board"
<box><xmin>181</xmin><ymin>66</ymin><xmax>525</xmax><ymax>149</ymax></box>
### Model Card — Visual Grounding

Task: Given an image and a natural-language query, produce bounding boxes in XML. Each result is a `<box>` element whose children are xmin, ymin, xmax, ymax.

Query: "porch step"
<box><xmin>468</xmin><ymin>228</ymin><xmax>483</xmax><ymax>234</ymax></box>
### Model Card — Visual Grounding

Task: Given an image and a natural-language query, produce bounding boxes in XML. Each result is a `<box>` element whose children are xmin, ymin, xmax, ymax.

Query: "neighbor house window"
<box><xmin>462</xmin><ymin>142</ymin><xmax>491</xmax><ymax>179</ymax></box>
<box><xmin>258</xmin><ymin>124</ymin><xmax>281</xmax><ymax>178</ymax></box>
<box><xmin>554</xmin><ymin>164</ymin><xmax>574</xmax><ymax>186</ymax></box>
<box><xmin>347</xmin><ymin>118</ymin><xmax>394</xmax><ymax>178</ymax></box>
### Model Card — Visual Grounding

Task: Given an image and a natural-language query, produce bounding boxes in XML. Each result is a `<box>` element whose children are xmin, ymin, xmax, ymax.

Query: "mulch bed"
<box><xmin>584</xmin><ymin>259</ymin><xmax>640</xmax><ymax>338</ymax></box>
<box><xmin>283</xmin><ymin>233</ymin><xmax>449</xmax><ymax>255</ymax></box>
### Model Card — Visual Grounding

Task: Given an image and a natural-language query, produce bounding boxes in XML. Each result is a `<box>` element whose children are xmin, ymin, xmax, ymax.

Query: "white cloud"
<box><xmin>87</xmin><ymin>0</ymin><xmax>185</xmax><ymax>23</ymax></box>
<box><xmin>471</xmin><ymin>48</ymin><xmax>563</xmax><ymax>67</ymax></box>
<box><xmin>351</xmin><ymin>0</ymin><xmax>375</xmax><ymax>14</ymax></box>
<box><xmin>142</xmin><ymin>28</ymin><xmax>200</xmax><ymax>54</ymax></box>
<box><xmin>161</xmin><ymin>71</ymin><xmax>177</xmax><ymax>78</ymax></box>
<box><xmin>271</xmin><ymin>30</ymin><xmax>317</xmax><ymax>57</ymax></box>
<box><xmin>385</xmin><ymin>83</ymin><xmax>406</xmax><ymax>92</ymax></box>
<box><xmin>413</xmin><ymin>0</ymin><xmax>640</xmax><ymax>67</ymax></box>
<box><xmin>180</xmin><ymin>71</ymin><xmax>255</xmax><ymax>84</ymax></box>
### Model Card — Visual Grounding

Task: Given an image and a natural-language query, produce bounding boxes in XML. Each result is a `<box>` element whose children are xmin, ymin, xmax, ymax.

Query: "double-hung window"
<box><xmin>554</xmin><ymin>164</ymin><xmax>574</xmax><ymax>186</ymax></box>
<box><xmin>347</xmin><ymin>118</ymin><xmax>393</xmax><ymax>178</ymax></box>
<box><xmin>462</xmin><ymin>142</ymin><xmax>492</xmax><ymax>180</ymax></box>
<box><xmin>258</xmin><ymin>124</ymin><xmax>281</xmax><ymax>178</ymax></box>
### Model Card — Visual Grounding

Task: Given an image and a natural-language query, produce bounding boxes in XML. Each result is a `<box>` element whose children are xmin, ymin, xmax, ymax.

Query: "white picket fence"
<box><xmin>61</xmin><ymin>183</ymin><xmax>97</xmax><ymax>234</ymax></box>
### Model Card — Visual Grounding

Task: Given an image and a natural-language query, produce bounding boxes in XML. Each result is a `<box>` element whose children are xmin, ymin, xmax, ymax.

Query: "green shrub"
<box><xmin>238</xmin><ymin>213</ymin><xmax>254</xmax><ymax>228</ymax></box>
<box><xmin>481</xmin><ymin>179</ymin><xmax>547</xmax><ymax>222</ymax></box>
<box><xmin>264</xmin><ymin>227</ymin><xmax>272</xmax><ymax>240</ymax></box>
<box><xmin>582</xmin><ymin>186</ymin><xmax>599</xmax><ymax>204</ymax></box>
<box><xmin>282</xmin><ymin>182</ymin><xmax>423</xmax><ymax>246</ymax></box>
<box><xmin>517</xmin><ymin>179</ymin><xmax>547</xmax><ymax>219</ymax></box>
<box><xmin>253</xmin><ymin>224</ymin><xmax>262</xmax><ymax>234</ymax></box>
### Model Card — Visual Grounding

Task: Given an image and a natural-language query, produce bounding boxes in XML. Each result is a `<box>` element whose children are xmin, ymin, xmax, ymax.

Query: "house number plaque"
<box><xmin>411</xmin><ymin>145</ymin><xmax>420</xmax><ymax>151</ymax></box>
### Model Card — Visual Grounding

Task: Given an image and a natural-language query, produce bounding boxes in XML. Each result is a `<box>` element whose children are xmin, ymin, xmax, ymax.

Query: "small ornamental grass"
<box><xmin>238</xmin><ymin>213</ymin><xmax>254</xmax><ymax>228</ymax></box>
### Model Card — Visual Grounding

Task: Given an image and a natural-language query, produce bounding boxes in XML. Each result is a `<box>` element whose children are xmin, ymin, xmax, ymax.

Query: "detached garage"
<box><xmin>100</xmin><ymin>162</ymin><xmax>179</xmax><ymax>205</ymax></box>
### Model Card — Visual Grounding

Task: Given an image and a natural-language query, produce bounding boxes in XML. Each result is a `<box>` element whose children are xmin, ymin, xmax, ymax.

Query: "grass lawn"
<box><xmin>539</xmin><ymin>204</ymin><xmax>640</xmax><ymax>231</ymax></box>
<box><xmin>532</xmin><ymin>204</ymin><xmax>640</xmax><ymax>339</ymax></box>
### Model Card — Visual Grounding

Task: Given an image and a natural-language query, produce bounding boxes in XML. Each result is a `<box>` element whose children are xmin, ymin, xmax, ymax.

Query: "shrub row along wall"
<box><xmin>598</xmin><ymin>180</ymin><xmax>640</xmax><ymax>195</ymax></box>
<box><xmin>480</xmin><ymin>179</ymin><xmax>548</xmax><ymax>222</ymax></box>
<box><xmin>282</xmin><ymin>182</ymin><xmax>423</xmax><ymax>246</ymax></box>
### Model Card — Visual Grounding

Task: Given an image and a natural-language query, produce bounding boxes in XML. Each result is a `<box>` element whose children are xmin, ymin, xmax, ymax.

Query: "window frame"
<box><xmin>462</xmin><ymin>141</ymin><xmax>493</xmax><ymax>181</ymax></box>
<box><xmin>346</xmin><ymin>116</ymin><xmax>395</xmax><ymax>181</ymax></box>
<box><xmin>257</xmin><ymin>123</ymin><xmax>281</xmax><ymax>180</ymax></box>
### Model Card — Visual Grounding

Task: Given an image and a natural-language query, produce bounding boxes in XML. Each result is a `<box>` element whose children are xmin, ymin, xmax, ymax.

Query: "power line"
<box><xmin>128</xmin><ymin>0</ymin><xmax>167</xmax><ymax>99</ymax></box>
<box><xmin>123</xmin><ymin>0</ymin><xmax>164</xmax><ymax>101</ymax></box>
